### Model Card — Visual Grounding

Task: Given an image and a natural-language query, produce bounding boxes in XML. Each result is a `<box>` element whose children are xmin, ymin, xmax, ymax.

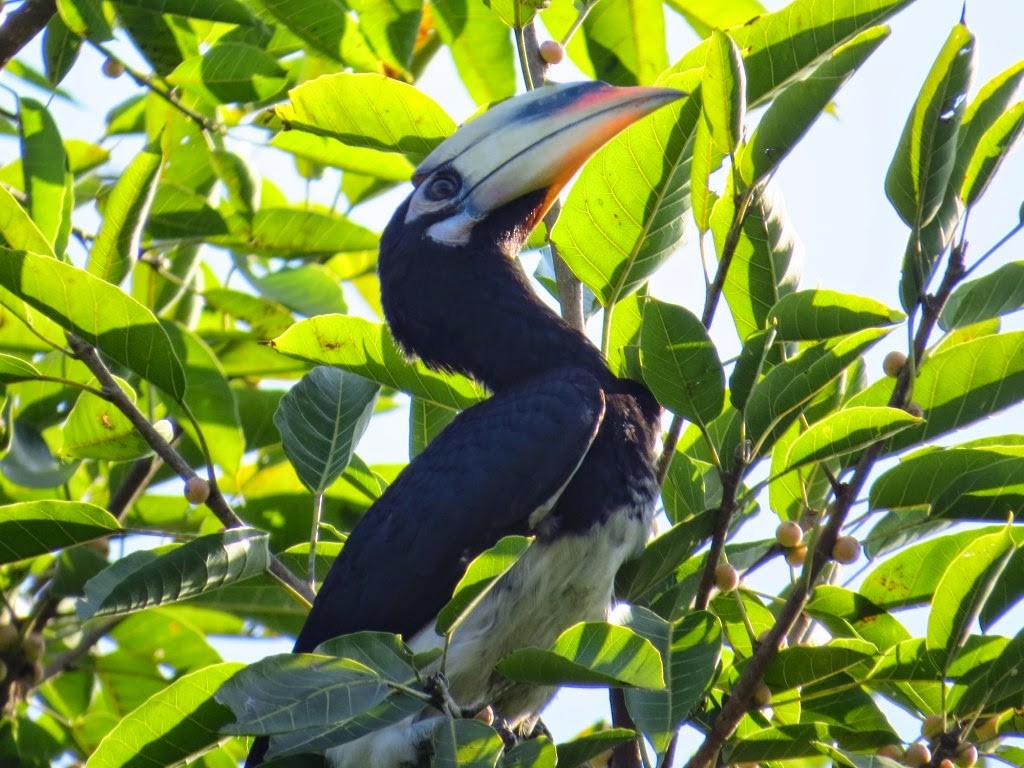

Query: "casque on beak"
<box><xmin>415</xmin><ymin>82</ymin><xmax>684</xmax><ymax>227</ymax></box>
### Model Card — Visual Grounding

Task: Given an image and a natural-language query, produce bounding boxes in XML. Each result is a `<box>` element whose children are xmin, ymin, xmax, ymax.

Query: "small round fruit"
<box><xmin>752</xmin><ymin>682</ymin><xmax>772</xmax><ymax>708</ymax></box>
<box><xmin>539</xmin><ymin>40</ymin><xmax>565</xmax><ymax>64</ymax></box>
<box><xmin>0</xmin><ymin>658</ymin><xmax>7</xmax><ymax>681</ymax></box>
<box><xmin>876</xmin><ymin>745</ymin><xmax>904</xmax><ymax>762</ymax></box>
<box><xmin>715</xmin><ymin>562</ymin><xmax>740</xmax><ymax>592</ymax></box>
<box><xmin>776</xmin><ymin>521</ymin><xmax>804</xmax><ymax>548</ymax></box>
<box><xmin>883</xmin><ymin>350</ymin><xmax>908</xmax><ymax>378</ymax></box>
<box><xmin>102</xmin><ymin>58</ymin><xmax>125</xmax><ymax>78</ymax></box>
<box><xmin>0</xmin><ymin>624</ymin><xmax>18</xmax><ymax>651</ymax></box>
<box><xmin>906</xmin><ymin>402</ymin><xmax>925</xmax><ymax>418</ymax></box>
<box><xmin>785</xmin><ymin>545</ymin><xmax>808</xmax><ymax>568</ymax></box>
<box><xmin>832</xmin><ymin>535</ymin><xmax>862</xmax><ymax>564</ymax></box>
<box><xmin>922</xmin><ymin>714</ymin><xmax>946</xmax><ymax>739</ymax></box>
<box><xmin>939</xmin><ymin>759</ymin><xmax>955</xmax><ymax>768</ymax></box>
<box><xmin>22</xmin><ymin>633</ymin><xmax>45</xmax><ymax>662</ymax></box>
<box><xmin>955</xmin><ymin>744</ymin><xmax>978</xmax><ymax>768</ymax></box>
<box><xmin>474</xmin><ymin>705</ymin><xmax>494</xmax><ymax>725</ymax></box>
<box><xmin>184</xmin><ymin>477</ymin><xmax>210</xmax><ymax>504</ymax></box>
<box><xmin>904</xmin><ymin>742</ymin><xmax>931</xmax><ymax>767</ymax></box>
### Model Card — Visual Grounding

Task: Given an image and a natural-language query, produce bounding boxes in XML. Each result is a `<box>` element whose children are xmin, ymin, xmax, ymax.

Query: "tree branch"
<box><xmin>65</xmin><ymin>334</ymin><xmax>315</xmax><ymax>605</ymax></box>
<box><xmin>0</xmin><ymin>0</ymin><xmax>56</xmax><ymax>71</ymax></box>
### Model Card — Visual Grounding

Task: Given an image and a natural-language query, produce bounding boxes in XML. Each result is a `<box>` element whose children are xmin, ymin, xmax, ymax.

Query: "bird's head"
<box><xmin>396</xmin><ymin>81</ymin><xmax>684</xmax><ymax>251</ymax></box>
<box><xmin>379</xmin><ymin>82</ymin><xmax>683</xmax><ymax>387</ymax></box>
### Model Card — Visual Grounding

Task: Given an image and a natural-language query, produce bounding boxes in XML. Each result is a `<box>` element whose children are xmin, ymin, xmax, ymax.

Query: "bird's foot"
<box><xmin>425</xmin><ymin>672</ymin><xmax>464</xmax><ymax>719</ymax></box>
<box><xmin>491</xmin><ymin>715</ymin><xmax>550</xmax><ymax>751</ymax></box>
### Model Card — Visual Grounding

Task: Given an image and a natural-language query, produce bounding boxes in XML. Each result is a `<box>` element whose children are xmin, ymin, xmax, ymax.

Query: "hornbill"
<box><xmin>247</xmin><ymin>82</ymin><xmax>681</xmax><ymax>767</ymax></box>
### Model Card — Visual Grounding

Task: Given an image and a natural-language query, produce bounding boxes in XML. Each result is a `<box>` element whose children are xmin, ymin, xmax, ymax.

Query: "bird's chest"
<box><xmin>409</xmin><ymin>510</ymin><xmax>651</xmax><ymax>717</ymax></box>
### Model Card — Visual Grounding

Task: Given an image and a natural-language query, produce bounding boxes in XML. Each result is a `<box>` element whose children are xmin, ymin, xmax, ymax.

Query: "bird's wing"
<box><xmin>293</xmin><ymin>367</ymin><xmax>606</xmax><ymax>652</ymax></box>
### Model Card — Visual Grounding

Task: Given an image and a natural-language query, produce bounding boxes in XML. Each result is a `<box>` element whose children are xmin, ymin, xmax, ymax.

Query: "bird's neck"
<box><xmin>381</xmin><ymin>243</ymin><xmax>609</xmax><ymax>392</ymax></box>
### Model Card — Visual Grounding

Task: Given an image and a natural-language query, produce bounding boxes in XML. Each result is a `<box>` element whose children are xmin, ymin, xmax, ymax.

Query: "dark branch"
<box><xmin>0</xmin><ymin>0</ymin><xmax>56</xmax><ymax>71</ymax></box>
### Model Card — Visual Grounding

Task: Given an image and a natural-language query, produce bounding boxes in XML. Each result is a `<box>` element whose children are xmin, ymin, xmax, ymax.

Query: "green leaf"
<box><xmin>860</xmin><ymin>528</ymin><xmax>995</xmax><ymax>609</ymax></box>
<box><xmin>555</xmin><ymin>729</ymin><xmax>638</xmax><ymax>768</ymax></box>
<box><xmin>0</xmin><ymin>500</ymin><xmax>120</xmax><ymax>565</ymax></box>
<box><xmin>60</xmin><ymin>375</ymin><xmax>152</xmax><ymax>460</ymax></box>
<box><xmin>88</xmin><ymin>143</ymin><xmax>162</xmax><ymax>286</ymax></box>
<box><xmin>0</xmin><ymin>248</ymin><xmax>187</xmax><ymax>399</ymax></box>
<box><xmin>78</xmin><ymin>528</ymin><xmax>270</xmax><ymax>619</ymax></box>
<box><xmin>665</xmin><ymin>0</ymin><xmax>764</xmax><ymax>37</ymax></box>
<box><xmin>250</xmin><ymin>0</ymin><xmax>347</xmax><ymax>61</ymax></box>
<box><xmin>713</xmin><ymin>179</ymin><xmax>801</xmax><ymax>342</ymax></box>
<box><xmin>689</xmin><ymin>101</ymin><xmax>720</xmax><ymax>235</ymax></box>
<box><xmin>738</xmin><ymin>26</ymin><xmax>888</xmax><ymax>185</ymax></box>
<box><xmin>168</xmin><ymin>43</ymin><xmax>288</xmax><ymax>105</ymax></box>
<box><xmin>639</xmin><ymin>297</ymin><xmax>724</xmax><ymax>426</ymax></box>
<box><xmin>116</xmin><ymin>6</ymin><xmax>198</xmax><ymax>76</ymax></box>
<box><xmin>667</xmin><ymin>0</ymin><xmax>915</xmax><ymax>108</ymax></box>
<box><xmin>276</xmin><ymin>73</ymin><xmax>456</xmax><ymax>156</ymax></box>
<box><xmin>953</xmin><ymin>60</ymin><xmax>1024</xmax><ymax>195</ymax></box>
<box><xmin>960</xmin><ymin>100</ymin><xmax>1024</xmax><ymax>207</ymax></box>
<box><xmin>777</xmin><ymin>406</ymin><xmax>921</xmax><ymax>473</ymax></box>
<box><xmin>927</xmin><ymin>527</ymin><xmax>1014</xmax><ymax>665</ymax></box>
<box><xmin>942</xmin><ymin>261</ymin><xmax>1024</xmax><ymax>329</ymax></box>
<box><xmin>270</xmin><ymin>315</ymin><xmax>484</xmax><ymax>410</ymax></box>
<box><xmin>553</xmin><ymin>75</ymin><xmax>696</xmax><ymax>308</ymax></box>
<box><xmin>0</xmin><ymin>352</ymin><xmax>41</xmax><ymax>382</ymax></box>
<box><xmin>116</xmin><ymin>0</ymin><xmax>256</xmax><ymax>25</ymax></box>
<box><xmin>744</xmin><ymin>327</ymin><xmax>890</xmax><ymax>456</ymax></box>
<box><xmin>43</xmin><ymin>14</ymin><xmax>81</xmax><ymax>87</ymax></box>
<box><xmin>768</xmin><ymin>289</ymin><xmax>903</xmax><ymax>341</ymax></box>
<box><xmin>430</xmin><ymin>0</ymin><xmax>515</xmax><ymax>106</ymax></box>
<box><xmin>252</xmin><ymin>264</ymin><xmax>347</xmax><ymax>316</ymax></box>
<box><xmin>885</xmin><ymin>23</ymin><xmax>975</xmax><ymax>228</ymax></box>
<box><xmin>88</xmin><ymin>662</ymin><xmax>243</xmax><ymax>768</ymax></box>
<box><xmin>763</xmin><ymin>642</ymin><xmax>876</xmax><ymax>690</ymax></box>
<box><xmin>410</xmin><ymin>396</ymin><xmax>457</xmax><ymax>457</ymax></box>
<box><xmin>702</xmin><ymin>30</ymin><xmax>745</xmax><ymax>155</ymax></box>
<box><xmin>271</xmin><ymin>131</ymin><xmax>415</xmax><ymax>181</ymax></box>
<box><xmin>349</xmin><ymin>0</ymin><xmax>421</xmax><ymax>80</ymax></box>
<box><xmin>955</xmin><ymin>629</ymin><xmax>1024</xmax><ymax>716</ymax></box>
<box><xmin>846</xmin><ymin>331</ymin><xmax>1024</xmax><ymax>454</ymax></box>
<box><xmin>217</xmin><ymin>207</ymin><xmax>378</xmax><ymax>259</ymax></box>
<box><xmin>502</xmin><ymin>737</ymin><xmax>556</xmax><ymax>768</ymax></box>
<box><xmin>805</xmin><ymin>586</ymin><xmax>911</xmax><ymax>651</ymax></box>
<box><xmin>495</xmin><ymin>622</ymin><xmax>664</xmax><ymax>689</ymax></box>
<box><xmin>20</xmin><ymin>98</ymin><xmax>72</xmax><ymax>257</ymax></box>
<box><xmin>580</xmin><ymin>0</ymin><xmax>667</xmax><ymax>86</ymax></box>
<box><xmin>483</xmin><ymin>0</ymin><xmax>537</xmax><ymax>28</ymax></box>
<box><xmin>616</xmin><ymin>509</ymin><xmax>716</xmax><ymax>601</ymax></box>
<box><xmin>622</xmin><ymin>608</ymin><xmax>722</xmax><ymax>753</ymax></box>
<box><xmin>217</xmin><ymin>651</ymin><xmax>422</xmax><ymax>757</ymax></box>
<box><xmin>431</xmin><ymin>718</ymin><xmax>504</xmax><ymax>768</ymax></box>
<box><xmin>57</xmin><ymin>0</ymin><xmax>114</xmax><ymax>40</ymax></box>
<box><xmin>435</xmin><ymin>535</ymin><xmax>532</xmax><ymax>636</ymax></box>
<box><xmin>274</xmin><ymin>366</ymin><xmax>379</xmax><ymax>494</ymax></box>
<box><xmin>0</xmin><ymin>183</ymin><xmax>56</xmax><ymax>259</ymax></box>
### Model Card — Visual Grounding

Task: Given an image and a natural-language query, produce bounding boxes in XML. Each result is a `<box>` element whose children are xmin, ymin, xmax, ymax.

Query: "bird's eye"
<box><xmin>425</xmin><ymin>172</ymin><xmax>461</xmax><ymax>201</ymax></box>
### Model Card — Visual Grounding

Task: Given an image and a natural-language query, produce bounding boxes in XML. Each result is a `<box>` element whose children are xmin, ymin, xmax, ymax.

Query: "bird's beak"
<box><xmin>415</xmin><ymin>82</ymin><xmax>684</xmax><ymax>225</ymax></box>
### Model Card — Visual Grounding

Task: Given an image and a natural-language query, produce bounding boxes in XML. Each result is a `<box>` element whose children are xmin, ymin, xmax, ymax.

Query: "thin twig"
<box><xmin>65</xmin><ymin>334</ymin><xmax>315</xmax><ymax>605</ymax></box>
<box><xmin>87</xmin><ymin>41</ymin><xmax>220</xmax><ymax>134</ymax></box>
<box><xmin>0</xmin><ymin>0</ymin><xmax>56</xmax><ymax>70</ymax></box>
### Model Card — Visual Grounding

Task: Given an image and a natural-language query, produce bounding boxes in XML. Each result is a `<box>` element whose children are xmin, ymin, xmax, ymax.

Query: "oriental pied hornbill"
<box><xmin>247</xmin><ymin>82</ymin><xmax>681</xmax><ymax>767</ymax></box>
